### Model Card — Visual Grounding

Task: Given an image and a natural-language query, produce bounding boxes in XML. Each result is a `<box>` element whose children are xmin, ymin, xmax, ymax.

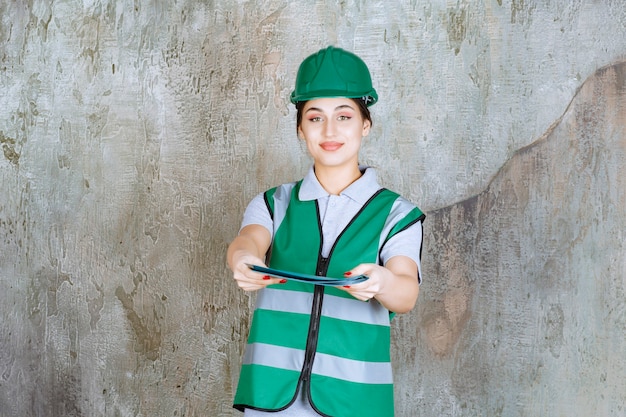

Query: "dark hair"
<box><xmin>295</xmin><ymin>98</ymin><xmax>373</xmax><ymax>131</ymax></box>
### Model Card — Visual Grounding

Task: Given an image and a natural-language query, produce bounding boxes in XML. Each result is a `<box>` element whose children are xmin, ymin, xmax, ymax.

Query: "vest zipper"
<box><xmin>301</xmin><ymin>201</ymin><xmax>335</xmax><ymax>407</ymax></box>
<box><xmin>301</xmin><ymin>285</ymin><xmax>324</xmax><ymax>382</ymax></box>
<box><xmin>316</xmin><ymin>256</ymin><xmax>329</xmax><ymax>276</ymax></box>
<box><xmin>300</xmin><ymin>256</ymin><xmax>329</xmax><ymax>399</ymax></box>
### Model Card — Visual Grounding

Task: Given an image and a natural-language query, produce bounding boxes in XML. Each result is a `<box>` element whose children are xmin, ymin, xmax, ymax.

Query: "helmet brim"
<box><xmin>290</xmin><ymin>89</ymin><xmax>378</xmax><ymax>106</ymax></box>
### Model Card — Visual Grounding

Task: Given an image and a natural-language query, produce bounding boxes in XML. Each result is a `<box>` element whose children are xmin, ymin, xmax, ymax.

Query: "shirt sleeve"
<box><xmin>380</xmin><ymin>220</ymin><xmax>424</xmax><ymax>284</ymax></box>
<box><xmin>240</xmin><ymin>192</ymin><xmax>274</xmax><ymax>238</ymax></box>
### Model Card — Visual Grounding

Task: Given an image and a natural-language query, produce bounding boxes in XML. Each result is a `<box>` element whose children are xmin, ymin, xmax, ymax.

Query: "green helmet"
<box><xmin>290</xmin><ymin>46</ymin><xmax>378</xmax><ymax>106</ymax></box>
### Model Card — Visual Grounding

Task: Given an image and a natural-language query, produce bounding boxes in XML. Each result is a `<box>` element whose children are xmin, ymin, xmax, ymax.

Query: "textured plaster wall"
<box><xmin>0</xmin><ymin>1</ymin><xmax>624</xmax><ymax>416</ymax></box>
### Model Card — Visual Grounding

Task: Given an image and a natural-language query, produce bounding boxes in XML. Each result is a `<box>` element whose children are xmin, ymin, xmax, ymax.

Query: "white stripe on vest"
<box><xmin>256</xmin><ymin>288</ymin><xmax>390</xmax><ymax>327</ymax></box>
<box><xmin>243</xmin><ymin>343</ymin><xmax>393</xmax><ymax>385</ymax></box>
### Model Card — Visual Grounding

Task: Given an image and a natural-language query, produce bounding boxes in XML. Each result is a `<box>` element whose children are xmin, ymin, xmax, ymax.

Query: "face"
<box><xmin>297</xmin><ymin>98</ymin><xmax>371</xmax><ymax>170</ymax></box>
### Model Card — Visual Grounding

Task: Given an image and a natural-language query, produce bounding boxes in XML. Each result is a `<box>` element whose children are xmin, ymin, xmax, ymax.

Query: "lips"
<box><xmin>320</xmin><ymin>141</ymin><xmax>343</xmax><ymax>151</ymax></box>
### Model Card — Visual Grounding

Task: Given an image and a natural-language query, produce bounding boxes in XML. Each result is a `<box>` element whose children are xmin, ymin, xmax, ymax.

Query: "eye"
<box><xmin>337</xmin><ymin>115</ymin><xmax>351</xmax><ymax>121</ymax></box>
<box><xmin>308</xmin><ymin>116</ymin><xmax>323</xmax><ymax>122</ymax></box>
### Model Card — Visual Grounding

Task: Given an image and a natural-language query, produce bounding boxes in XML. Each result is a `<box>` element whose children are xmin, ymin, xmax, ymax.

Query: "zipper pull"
<box><xmin>317</xmin><ymin>257</ymin><xmax>329</xmax><ymax>276</ymax></box>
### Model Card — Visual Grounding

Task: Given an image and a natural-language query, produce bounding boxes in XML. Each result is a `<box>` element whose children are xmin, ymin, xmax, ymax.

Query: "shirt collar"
<box><xmin>298</xmin><ymin>165</ymin><xmax>382</xmax><ymax>205</ymax></box>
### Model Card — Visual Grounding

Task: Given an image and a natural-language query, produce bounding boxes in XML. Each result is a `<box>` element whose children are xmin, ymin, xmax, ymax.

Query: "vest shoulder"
<box><xmin>378</xmin><ymin>188</ymin><xmax>419</xmax><ymax>207</ymax></box>
<box><xmin>263</xmin><ymin>181</ymin><xmax>301</xmax><ymax>217</ymax></box>
<box><xmin>264</xmin><ymin>181</ymin><xmax>300</xmax><ymax>199</ymax></box>
<box><xmin>378</xmin><ymin>189</ymin><xmax>425</xmax><ymax>222</ymax></box>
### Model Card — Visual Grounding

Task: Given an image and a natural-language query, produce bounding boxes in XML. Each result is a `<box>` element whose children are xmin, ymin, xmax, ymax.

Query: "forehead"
<box><xmin>302</xmin><ymin>97</ymin><xmax>357</xmax><ymax>112</ymax></box>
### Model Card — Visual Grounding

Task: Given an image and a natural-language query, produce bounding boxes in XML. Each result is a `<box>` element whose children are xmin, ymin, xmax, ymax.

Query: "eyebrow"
<box><xmin>304</xmin><ymin>104</ymin><xmax>356</xmax><ymax>113</ymax></box>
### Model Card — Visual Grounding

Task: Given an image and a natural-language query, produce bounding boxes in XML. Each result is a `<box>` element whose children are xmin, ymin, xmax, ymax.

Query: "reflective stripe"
<box><xmin>255</xmin><ymin>288</ymin><xmax>313</xmax><ymax>315</ymax></box>
<box><xmin>378</xmin><ymin>196</ymin><xmax>416</xmax><ymax>249</ymax></box>
<box><xmin>272</xmin><ymin>183</ymin><xmax>296</xmax><ymax>233</ymax></box>
<box><xmin>321</xmin><ymin>294</ymin><xmax>389</xmax><ymax>326</ymax></box>
<box><xmin>256</xmin><ymin>288</ymin><xmax>389</xmax><ymax>327</ymax></box>
<box><xmin>242</xmin><ymin>343</ymin><xmax>304</xmax><ymax>372</ymax></box>
<box><xmin>243</xmin><ymin>343</ymin><xmax>392</xmax><ymax>385</ymax></box>
<box><xmin>312</xmin><ymin>352</ymin><xmax>393</xmax><ymax>385</ymax></box>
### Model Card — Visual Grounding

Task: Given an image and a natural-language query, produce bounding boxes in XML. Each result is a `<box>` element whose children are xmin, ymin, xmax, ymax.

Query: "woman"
<box><xmin>227</xmin><ymin>46</ymin><xmax>425</xmax><ymax>417</ymax></box>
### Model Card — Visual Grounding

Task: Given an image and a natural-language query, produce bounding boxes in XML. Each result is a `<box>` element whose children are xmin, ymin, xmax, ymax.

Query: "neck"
<box><xmin>314</xmin><ymin>163</ymin><xmax>362</xmax><ymax>195</ymax></box>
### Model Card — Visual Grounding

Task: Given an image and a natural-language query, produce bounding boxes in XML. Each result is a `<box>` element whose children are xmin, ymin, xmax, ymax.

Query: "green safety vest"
<box><xmin>234</xmin><ymin>180</ymin><xmax>424</xmax><ymax>417</ymax></box>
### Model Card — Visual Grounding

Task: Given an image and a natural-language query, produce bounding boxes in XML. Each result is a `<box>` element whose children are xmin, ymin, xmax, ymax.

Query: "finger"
<box><xmin>343</xmin><ymin>263</ymin><xmax>376</xmax><ymax>278</ymax></box>
<box><xmin>235</xmin><ymin>271</ymin><xmax>284</xmax><ymax>289</ymax></box>
<box><xmin>340</xmin><ymin>286</ymin><xmax>374</xmax><ymax>301</ymax></box>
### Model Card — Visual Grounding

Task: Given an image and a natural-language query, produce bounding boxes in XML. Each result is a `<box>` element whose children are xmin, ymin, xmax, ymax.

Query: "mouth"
<box><xmin>320</xmin><ymin>141</ymin><xmax>343</xmax><ymax>151</ymax></box>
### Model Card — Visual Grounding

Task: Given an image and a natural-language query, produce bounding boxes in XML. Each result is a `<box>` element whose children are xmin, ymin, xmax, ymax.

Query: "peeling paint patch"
<box><xmin>540</xmin><ymin>303</ymin><xmax>564</xmax><ymax>358</ymax></box>
<box><xmin>115</xmin><ymin>282</ymin><xmax>162</xmax><ymax>361</ymax></box>
<box><xmin>511</xmin><ymin>0</ymin><xmax>535</xmax><ymax>25</ymax></box>
<box><xmin>87</xmin><ymin>281</ymin><xmax>105</xmax><ymax>330</ymax></box>
<box><xmin>446</xmin><ymin>4</ymin><xmax>467</xmax><ymax>55</ymax></box>
<box><xmin>0</xmin><ymin>131</ymin><xmax>19</xmax><ymax>165</ymax></box>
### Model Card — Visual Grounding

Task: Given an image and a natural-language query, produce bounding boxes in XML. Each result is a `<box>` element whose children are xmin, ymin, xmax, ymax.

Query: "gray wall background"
<box><xmin>1</xmin><ymin>1</ymin><xmax>625</xmax><ymax>416</ymax></box>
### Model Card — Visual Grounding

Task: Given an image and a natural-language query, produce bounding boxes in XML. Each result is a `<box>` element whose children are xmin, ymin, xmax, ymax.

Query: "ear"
<box><xmin>297</xmin><ymin>127</ymin><xmax>305</xmax><ymax>140</ymax></box>
<box><xmin>362</xmin><ymin>119</ymin><xmax>371</xmax><ymax>137</ymax></box>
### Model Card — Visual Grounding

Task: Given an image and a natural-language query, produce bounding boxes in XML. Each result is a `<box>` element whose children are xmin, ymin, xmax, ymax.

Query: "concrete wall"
<box><xmin>0</xmin><ymin>1</ymin><xmax>624</xmax><ymax>416</ymax></box>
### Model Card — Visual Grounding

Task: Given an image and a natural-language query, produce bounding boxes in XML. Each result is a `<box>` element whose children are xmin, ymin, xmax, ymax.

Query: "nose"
<box><xmin>323</xmin><ymin>119</ymin><xmax>336</xmax><ymax>137</ymax></box>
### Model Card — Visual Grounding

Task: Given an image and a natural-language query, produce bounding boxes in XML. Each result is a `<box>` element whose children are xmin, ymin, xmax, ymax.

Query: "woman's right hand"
<box><xmin>227</xmin><ymin>224</ymin><xmax>279</xmax><ymax>291</ymax></box>
<box><xmin>231</xmin><ymin>252</ymin><xmax>283</xmax><ymax>291</ymax></box>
